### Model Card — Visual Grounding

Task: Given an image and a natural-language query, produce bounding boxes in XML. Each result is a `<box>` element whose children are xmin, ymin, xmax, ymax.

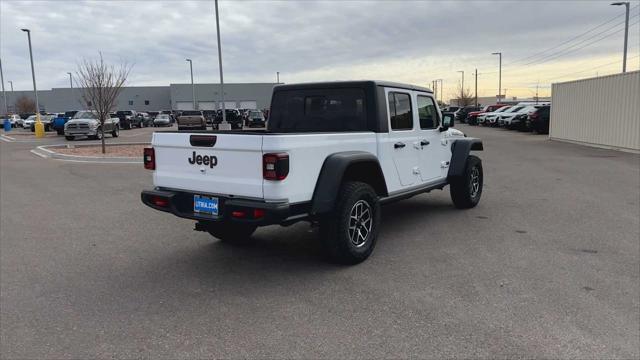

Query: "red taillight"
<box><xmin>151</xmin><ymin>196</ymin><xmax>168</xmax><ymax>207</ymax></box>
<box><xmin>144</xmin><ymin>147</ymin><xmax>155</xmax><ymax>170</ymax></box>
<box><xmin>263</xmin><ymin>153</ymin><xmax>289</xmax><ymax>180</ymax></box>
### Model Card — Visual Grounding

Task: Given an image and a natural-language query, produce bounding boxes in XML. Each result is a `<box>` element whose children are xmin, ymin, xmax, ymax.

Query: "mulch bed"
<box><xmin>53</xmin><ymin>144</ymin><xmax>147</xmax><ymax>157</ymax></box>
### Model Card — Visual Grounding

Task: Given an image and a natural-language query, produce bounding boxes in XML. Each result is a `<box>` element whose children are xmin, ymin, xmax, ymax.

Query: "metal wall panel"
<box><xmin>550</xmin><ymin>71</ymin><xmax>639</xmax><ymax>151</ymax></box>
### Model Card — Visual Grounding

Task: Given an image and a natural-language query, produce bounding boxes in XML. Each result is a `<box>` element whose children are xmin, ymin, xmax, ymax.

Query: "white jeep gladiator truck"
<box><xmin>141</xmin><ymin>81</ymin><xmax>483</xmax><ymax>264</ymax></box>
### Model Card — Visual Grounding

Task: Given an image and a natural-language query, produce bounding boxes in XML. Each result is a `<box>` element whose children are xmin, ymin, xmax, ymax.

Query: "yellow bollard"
<box><xmin>34</xmin><ymin>113</ymin><xmax>45</xmax><ymax>138</ymax></box>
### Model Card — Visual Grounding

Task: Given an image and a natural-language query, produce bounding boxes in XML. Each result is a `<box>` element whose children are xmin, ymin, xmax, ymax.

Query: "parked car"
<box><xmin>526</xmin><ymin>105</ymin><xmax>551</xmax><ymax>134</ymax></box>
<box><xmin>64</xmin><ymin>110</ymin><xmax>120</xmax><ymax>140</ymax></box>
<box><xmin>7</xmin><ymin>114</ymin><xmax>21</xmax><ymax>127</ymax></box>
<box><xmin>141</xmin><ymin>80</ymin><xmax>484</xmax><ymax>264</ymax></box>
<box><xmin>467</xmin><ymin>105</ymin><xmax>507</xmax><ymax>125</ymax></box>
<box><xmin>202</xmin><ymin>110</ymin><xmax>217</xmax><ymax>125</ymax></box>
<box><xmin>114</xmin><ymin>110</ymin><xmax>138</xmax><ymax>129</ymax></box>
<box><xmin>153</xmin><ymin>114</ymin><xmax>173</xmax><ymax>127</ymax></box>
<box><xmin>478</xmin><ymin>106</ymin><xmax>511</xmax><ymax>126</ymax></box>
<box><xmin>135</xmin><ymin>112</ymin><xmax>153</xmax><ymax>127</ymax></box>
<box><xmin>456</xmin><ymin>106</ymin><xmax>481</xmax><ymax>123</ymax></box>
<box><xmin>244</xmin><ymin>110</ymin><xmax>266</xmax><ymax>128</ymax></box>
<box><xmin>500</xmin><ymin>106</ymin><xmax>540</xmax><ymax>129</ymax></box>
<box><xmin>24</xmin><ymin>114</ymin><xmax>54</xmax><ymax>131</ymax></box>
<box><xmin>213</xmin><ymin>109</ymin><xmax>243</xmax><ymax>129</ymax></box>
<box><xmin>177</xmin><ymin>110</ymin><xmax>207</xmax><ymax>131</ymax></box>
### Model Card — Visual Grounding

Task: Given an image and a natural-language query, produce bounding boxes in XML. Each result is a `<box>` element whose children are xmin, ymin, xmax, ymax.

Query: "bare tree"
<box><xmin>450</xmin><ymin>85</ymin><xmax>475</xmax><ymax>107</ymax></box>
<box><xmin>76</xmin><ymin>53</ymin><xmax>131</xmax><ymax>154</ymax></box>
<box><xmin>15</xmin><ymin>96</ymin><xmax>36</xmax><ymax>114</ymax></box>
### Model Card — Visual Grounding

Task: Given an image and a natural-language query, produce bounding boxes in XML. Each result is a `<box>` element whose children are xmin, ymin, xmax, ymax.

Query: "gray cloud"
<box><xmin>1</xmin><ymin>0</ymin><xmax>638</xmax><ymax>97</ymax></box>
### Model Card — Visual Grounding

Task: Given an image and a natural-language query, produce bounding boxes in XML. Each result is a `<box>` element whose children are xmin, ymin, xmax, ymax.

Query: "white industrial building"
<box><xmin>2</xmin><ymin>83</ymin><xmax>278</xmax><ymax>114</ymax></box>
<box><xmin>550</xmin><ymin>71</ymin><xmax>639</xmax><ymax>152</ymax></box>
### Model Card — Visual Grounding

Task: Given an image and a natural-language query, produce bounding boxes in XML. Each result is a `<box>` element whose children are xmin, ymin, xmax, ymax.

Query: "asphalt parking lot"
<box><xmin>1</xmin><ymin>124</ymin><xmax>638</xmax><ymax>358</ymax></box>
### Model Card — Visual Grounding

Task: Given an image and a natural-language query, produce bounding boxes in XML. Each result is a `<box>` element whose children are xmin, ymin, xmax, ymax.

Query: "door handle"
<box><xmin>420</xmin><ymin>140</ymin><xmax>430</xmax><ymax>146</ymax></box>
<box><xmin>394</xmin><ymin>142</ymin><xmax>406</xmax><ymax>149</ymax></box>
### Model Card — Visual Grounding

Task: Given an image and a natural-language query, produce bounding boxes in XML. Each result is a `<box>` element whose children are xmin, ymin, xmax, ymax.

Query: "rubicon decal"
<box><xmin>188</xmin><ymin>151</ymin><xmax>218</xmax><ymax>168</ymax></box>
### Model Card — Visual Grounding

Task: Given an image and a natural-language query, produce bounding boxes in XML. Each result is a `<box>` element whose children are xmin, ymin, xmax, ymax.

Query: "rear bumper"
<box><xmin>141</xmin><ymin>188</ymin><xmax>307</xmax><ymax>226</ymax></box>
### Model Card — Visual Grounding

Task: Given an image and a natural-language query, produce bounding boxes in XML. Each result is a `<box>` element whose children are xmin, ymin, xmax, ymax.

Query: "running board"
<box><xmin>379</xmin><ymin>181</ymin><xmax>447</xmax><ymax>205</ymax></box>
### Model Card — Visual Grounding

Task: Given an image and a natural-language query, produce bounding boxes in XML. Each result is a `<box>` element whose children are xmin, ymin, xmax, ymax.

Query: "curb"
<box><xmin>33</xmin><ymin>142</ymin><xmax>149</xmax><ymax>163</ymax></box>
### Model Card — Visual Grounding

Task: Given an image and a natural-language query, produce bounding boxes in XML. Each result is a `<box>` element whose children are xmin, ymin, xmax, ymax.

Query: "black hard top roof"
<box><xmin>273</xmin><ymin>80</ymin><xmax>433</xmax><ymax>93</ymax></box>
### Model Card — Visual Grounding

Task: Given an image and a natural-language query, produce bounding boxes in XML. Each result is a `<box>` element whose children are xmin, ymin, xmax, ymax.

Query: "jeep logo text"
<box><xmin>188</xmin><ymin>151</ymin><xmax>217</xmax><ymax>168</ymax></box>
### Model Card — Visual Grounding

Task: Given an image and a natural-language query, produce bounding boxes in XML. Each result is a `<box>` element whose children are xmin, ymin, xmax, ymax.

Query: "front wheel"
<box><xmin>320</xmin><ymin>181</ymin><xmax>380</xmax><ymax>264</ymax></box>
<box><xmin>450</xmin><ymin>155</ymin><xmax>483</xmax><ymax>209</ymax></box>
<box><xmin>207</xmin><ymin>222</ymin><xmax>257</xmax><ymax>244</ymax></box>
<box><xmin>65</xmin><ymin>136</ymin><xmax>75</xmax><ymax>141</ymax></box>
<box><xmin>111</xmin><ymin>126</ymin><xmax>119</xmax><ymax>138</ymax></box>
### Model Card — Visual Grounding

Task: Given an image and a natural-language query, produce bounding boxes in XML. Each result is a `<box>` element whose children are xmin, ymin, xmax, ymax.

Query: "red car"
<box><xmin>467</xmin><ymin>104</ymin><xmax>507</xmax><ymax>125</ymax></box>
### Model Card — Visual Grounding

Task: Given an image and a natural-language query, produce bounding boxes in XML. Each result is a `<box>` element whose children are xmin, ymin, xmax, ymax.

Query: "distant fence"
<box><xmin>550</xmin><ymin>71</ymin><xmax>639</xmax><ymax>152</ymax></box>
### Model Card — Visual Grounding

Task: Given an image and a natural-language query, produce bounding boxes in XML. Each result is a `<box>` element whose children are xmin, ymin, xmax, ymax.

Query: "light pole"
<box><xmin>67</xmin><ymin>72</ymin><xmax>73</xmax><ymax>88</ymax></box>
<box><xmin>22</xmin><ymin>28</ymin><xmax>44</xmax><ymax>137</ymax></box>
<box><xmin>185</xmin><ymin>59</ymin><xmax>196</xmax><ymax>110</ymax></box>
<box><xmin>474</xmin><ymin>69</ymin><xmax>478</xmax><ymax>107</ymax></box>
<box><xmin>457</xmin><ymin>70</ymin><xmax>464</xmax><ymax>100</ymax></box>
<box><xmin>276</xmin><ymin>71</ymin><xmax>280</xmax><ymax>84</ymax></box>
<box><xmin>611</xmin><ymin>2</ymin><xmax>630</xmax><ymax>72</ymax></box>
<box><xmin>0</xmin><ymin>59</ymin><xmax>7</xmax><ymax>117</ymax></box>
<box><xmin>492</xmin><ymin>52</ymin><xmax>502</xmax><ymax>103</ymax></box>
<box><xmin>437</xmin><ymin>79</ymin><xmax>444</xmax><ymax>104</ymax></box>
<box><xmin>214</xmin><ymin>0</ymin><xmax>229</xmax><ymax>130</ymax></box>
<box><xmin>8</xmin><ymin>80</ymin><xmax>13</xmax><ymax>92</ymax></box>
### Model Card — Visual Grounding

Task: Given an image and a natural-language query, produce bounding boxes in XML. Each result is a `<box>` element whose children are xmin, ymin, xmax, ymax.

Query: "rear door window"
<box><xmin>388</xmin><ymin>92</ymin><xmax>413</xmax><ymax>130</ymax></box>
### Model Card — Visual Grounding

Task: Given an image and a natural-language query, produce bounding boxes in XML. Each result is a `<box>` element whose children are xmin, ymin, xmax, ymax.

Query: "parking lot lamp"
<box><xmin>67</xmin><ymin>72</ymin><xmax>73</xmax><ymax>89</ymax></box>
<box><xmin>457</xmin><ymin>70</ymin><xmax>464</xmax><ymax>100</ymax></box>
<box><xmin>22</xmin><ymin>28</ymin><xmax>44</xmax><ymax>137</ymax></box>
<box><xmin>214</xmin><ymin>0</ymin><xmax>230</xmax><ymax>130</ymax></box>
<box><xmin>8</xmin><ymin>80</ymin><xmax>13</xmax><ymax>92</ymax></box>
<box><xmin>277</xmin><ymin>71</ymin><xmax>280</xmax><ymax>84</ymax></box>
<box><xmin>492</xmin><ymin>52</ymin><xmax>502</xmax><ymax>103</ymax></box>
<box><xmin>185</xmin><ymin>59</ymin><xmax>196</xmax><ymax>110</ymax></box>
<box><xmin>0</xmin><ymin>59</ymin><xmax>7</xmax><ymax>117</ymax></box>
<box><xmin>611</xmin><ymin>2</ymin><xmax>630</xmax><ymax>72</ymax></box>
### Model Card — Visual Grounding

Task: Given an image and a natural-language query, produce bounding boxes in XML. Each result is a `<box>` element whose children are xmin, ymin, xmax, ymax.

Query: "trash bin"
<box><xmin>3</xmin><ymin>119</ymin><xmax>11</xmax><ymax>132</ymax></box>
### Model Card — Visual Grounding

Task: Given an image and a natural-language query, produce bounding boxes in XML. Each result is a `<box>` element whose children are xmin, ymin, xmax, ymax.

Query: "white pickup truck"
<box><xmin>142</xmin><ymin>81</ymin><xmax>484</xmax><ymax>264</ymax></box>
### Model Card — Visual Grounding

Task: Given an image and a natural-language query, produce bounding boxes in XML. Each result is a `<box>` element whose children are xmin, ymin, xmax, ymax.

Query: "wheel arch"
<box><xmin>311</xmin><ymin>151</ymin><xmax>388</xmax><ymax>215</ymax></box>
<box><xmin>447</xmin><ymin>138</ymin><xmax>483</xmax><ymax>180</ymax></box>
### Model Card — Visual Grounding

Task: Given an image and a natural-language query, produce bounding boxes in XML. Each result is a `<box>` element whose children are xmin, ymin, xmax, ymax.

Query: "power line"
<box><xmin>504</xmin><ymin>4</ymin><xmax>638</xmax><ymax>66</ymax></box>
<box><xmin>504</xmin><ymin>19</ymin><xmax>639</xmax><ymax>75</ymax></box>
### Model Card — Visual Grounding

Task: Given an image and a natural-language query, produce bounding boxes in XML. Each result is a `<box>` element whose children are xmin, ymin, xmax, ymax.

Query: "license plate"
<box><xmin>194</xmin><ymin>195</ymin><xmax>219</xmax><ymax>215</ymax></box>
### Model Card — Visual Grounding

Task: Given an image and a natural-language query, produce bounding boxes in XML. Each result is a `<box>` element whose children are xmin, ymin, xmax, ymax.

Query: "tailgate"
<box><xmin>152</xmin><ymin>132</ymin><xmax>264</xmax><ymax>199</ymax></box>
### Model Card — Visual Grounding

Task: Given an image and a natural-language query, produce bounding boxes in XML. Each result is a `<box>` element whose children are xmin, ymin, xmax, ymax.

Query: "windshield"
<box><xmin>505</xmin><ymin>106</ymin><xmax>524</xmax><ymax>113</ymax></box>
<box><xmin>156</xmin><ymin>114</ymin><xmax>170</xmax><ymax>119</ymax></box>
<box><xmin>116</xmin><ymin>111</ymin><xmax>132</xmax><ymax>115</ymax></box>
<box><xmin>494</xmin><ymin>106</ymin><xmax>511</xmax><ymax>113</ymax></box>
<box><xmin>73</xmin><ymin>111</ymin><xmax>97</xmax><ymax>119</ymax></box>
<box><xmin>26</xmin><ymin>115</ymin><xmax>37</xmax><ymax>120</ymax></box>
<box><xmin>250</xmin><ymin>111</ymin><xmax>263</xmax><ymax>118</ymax></box>
<box><xmin>181</xmin><ymin>111</ymin><xmax>202</xmax><ymax>116</ymax></box>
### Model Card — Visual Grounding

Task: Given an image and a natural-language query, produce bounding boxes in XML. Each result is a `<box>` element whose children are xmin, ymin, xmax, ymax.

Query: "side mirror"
<box><xmin>441</xmin><ymin>113</ymin><xmax>454</xmax><ymax>130</ymax></box>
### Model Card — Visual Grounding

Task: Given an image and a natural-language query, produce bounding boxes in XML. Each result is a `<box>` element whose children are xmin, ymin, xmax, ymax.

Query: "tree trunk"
<box><xmin>101</xmin><ymin>123</ymin><xmax>106</xmax><ymax>154</ymax></box>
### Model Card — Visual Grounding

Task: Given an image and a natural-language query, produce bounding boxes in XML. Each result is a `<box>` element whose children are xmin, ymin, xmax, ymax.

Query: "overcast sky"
<box><xmin>1</xmin><ymin>0</ymin><xmax>639</xmax><ymax>99</ymax></box>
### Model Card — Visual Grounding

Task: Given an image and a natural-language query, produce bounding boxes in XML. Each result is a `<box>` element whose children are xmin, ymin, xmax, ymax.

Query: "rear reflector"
<box><xmin>151</xmin><ymin>196</ymin><xmax>168</xmax><ymax>207</ymax></box>
<box><xmin>263</xmin><ymin>153</ymin><xmax>289</xmax><ymax>180</ymax></box>
<box><xmin>231</xmin><ymin>211</ymin><xmax>246</xmax><ymax>218</ymax></box>
<box><xmin>253</xmin><ymin>209</ymin><xmax>265</xmax><ymax>219</ymax></box>
<box><xmin>143</xmin><ymin>147</ymin><xmax>155</xmax><ymax>170</ymax></box>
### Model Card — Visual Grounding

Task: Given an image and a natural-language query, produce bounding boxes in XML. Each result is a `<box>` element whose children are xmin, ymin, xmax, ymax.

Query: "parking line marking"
<box><xmin>1</xmin><ymin>135</ymin><xmax>15</xmax><ymax>142</ymax></box>
<box><xmin>30</xmin><ymin>149</ymin><xmax>48</xmax><ymax>158</ymax></box>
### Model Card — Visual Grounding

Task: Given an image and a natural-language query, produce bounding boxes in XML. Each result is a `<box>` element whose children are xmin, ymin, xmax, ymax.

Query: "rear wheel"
<box><xmin>450</xmin><ymin>155</ymin><xmax>483</xmax><ymax>209</ymax></box>
<box><xmin>65</xmin><ymin>136</ymin><xmax>75</xmax><ymax>141</ymax></box>
<box><xmin>207</xmin><ymin>222</ymin><xmax>257</xmax><ymax>244</ymax></box>
<box><xmin>320</xmin><ymin>181</ymin><xmax>380</xmax><ymax>264</ymax></box>
<box><xmin>111</xmin><ymin>125</ymin><xmax>119</xmax><ymax>138</ymax></box>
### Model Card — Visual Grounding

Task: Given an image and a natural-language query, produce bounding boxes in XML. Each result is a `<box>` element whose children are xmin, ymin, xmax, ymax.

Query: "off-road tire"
<box><xmin>207</xmin><ymin>223</ymin><xmax>257</xmax><ymax>245</ymax></box>
<box><xmin>450</xmin><ymin>155</ymin><xmax>483</xmax><ymax>209</ymax></box>
<box><xmin>320</xmin><ymin>181</ymin><xmax>380</xmax><ymax>264</ymax></box>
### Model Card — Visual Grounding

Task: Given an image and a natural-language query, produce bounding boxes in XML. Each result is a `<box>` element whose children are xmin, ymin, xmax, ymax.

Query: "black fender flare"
<box><xmin>311</xmin><ymin>151</ymin><xmax>387</xmax><ymax>215</ymax></box>
<box><xmin>447</xmin><ymin>138</ymin><xmax>483</xmax><ymax>179</ymax></box>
